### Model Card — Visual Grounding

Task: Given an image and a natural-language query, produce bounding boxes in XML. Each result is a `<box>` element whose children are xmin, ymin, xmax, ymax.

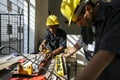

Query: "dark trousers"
<box><xmin>84</xmin><ymin>50</ymin><xmax>93</xmax><ymax>62</ymax></box>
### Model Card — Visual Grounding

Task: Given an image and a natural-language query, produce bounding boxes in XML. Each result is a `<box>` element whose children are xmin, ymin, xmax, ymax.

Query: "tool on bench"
<box><xmin>38</xmin><ymin>48</ymin><xmax>51</xmax><ymax>75</ymax></box>
<box><xmin>55</xmin><ymin>55</ymin><xmax>64</xmax><ymax>76</ymax></box>
<box><xmin>18</xmin><ymin>64</ymin><xmax>33</xmax><ymax>75</ymax></box>
<box><xmin>10</xmin><ymin>48</ymin><xmax>68</xmax><ymax>80</ymax></box>
<box><xmin>11</xmin><ymin>48</ymin><xmax>51</xmax><ymax>79</ymax></box>
<box><xmin>23</xmin><ymin>49</ymin><xmax>49</xmax><ymax>72</ymax></box>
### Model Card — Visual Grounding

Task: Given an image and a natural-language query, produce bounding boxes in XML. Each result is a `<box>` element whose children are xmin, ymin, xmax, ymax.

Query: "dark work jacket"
<box><xmin>81</xmin><ymin>27</ymin><xmax>94</xmax><ymax>45</ymax></box>
<box><xmin>93</xmin><ymin>1</ymin><xmax>120</xmax><ymax>80</ymax></box>
<box><xmin>80</xmin><ymin>26</ymin><xmax>95</xmax><ymax>62</ymax></box>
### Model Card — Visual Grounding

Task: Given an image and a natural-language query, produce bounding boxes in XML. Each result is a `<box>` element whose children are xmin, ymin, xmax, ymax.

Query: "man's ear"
<box><xmin>85</xmin><ymin>5</ymin><xmax>93</xmax><ymax>13</ymax></box>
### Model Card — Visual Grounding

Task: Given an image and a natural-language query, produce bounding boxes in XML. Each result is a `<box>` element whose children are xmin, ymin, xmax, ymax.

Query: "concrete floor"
<box><xmin>67</xmin><ymin>63</ymin><xmax>85</xmax><ymax>80</ymax></box>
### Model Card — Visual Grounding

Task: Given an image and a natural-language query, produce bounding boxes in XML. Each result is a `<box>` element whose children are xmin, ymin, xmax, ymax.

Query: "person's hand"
<box><xmin>39</xmin><ymin>44</ymin><xmax>46</xmax><ymax>52</ymax></box>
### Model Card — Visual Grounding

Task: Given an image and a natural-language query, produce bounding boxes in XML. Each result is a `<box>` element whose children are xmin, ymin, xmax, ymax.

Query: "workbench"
<box><xmin>0</xmin><ymin>54</ymin><xmax>30</xmax><ymax>70</ymax></box>
<box><xmin>0</xmin><ymin>54</ymin><xmax>68</xmax><ymax>80</ymax></box>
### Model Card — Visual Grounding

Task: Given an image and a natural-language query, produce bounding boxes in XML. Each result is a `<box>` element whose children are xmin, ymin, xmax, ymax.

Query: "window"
<box><xmin>18</xmin><ymin>26</ymin><xmax>23</xmax><ymax>33</ymax></box>
<box><xmin>18</xmin><ymin>6</ymin><xmax>20</xmax><ymax>13</ymax></box>
<box><xmin>7</xmin><ymin>24</ymin><xmax>12</xmax><ymax>34</ymax></box>
<box><xmin>21</xmin><ymin>9</ymin><xmax>23</xmax><ymax>14</ymax></box>
<box><xmin>7</xmin><ymin>0</ymin><xmax>12</xmax><ymax>12</ymax></box>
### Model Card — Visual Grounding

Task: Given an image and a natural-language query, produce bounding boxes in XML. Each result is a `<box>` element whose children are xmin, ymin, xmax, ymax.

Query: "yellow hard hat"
<box><xmin>61</xmin><ymin>0</ymin><xmax>86</xmax><ymax>26</ymax></box>
<box><xmin>46</xmin><ymin>15</ymin><xmax>59</xmax><ymax>26</ymax></box>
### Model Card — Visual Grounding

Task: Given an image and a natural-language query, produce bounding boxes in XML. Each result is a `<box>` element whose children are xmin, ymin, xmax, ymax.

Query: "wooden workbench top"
<box><xmin>0</xmin><ymin>54</ymin><xmax>35</xmax><ymax>70</ymax></box>
<box><xmin>0</xmin><ymin>54</ymin><xmax>68</xmax><ymax>80</ymax></box>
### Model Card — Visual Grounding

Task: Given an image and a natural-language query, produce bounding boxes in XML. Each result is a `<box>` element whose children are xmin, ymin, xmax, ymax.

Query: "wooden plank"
<box><xmin>0</xmin><ymin>54</ymin><xmax>35</xmax><ymax>70</ymax></box>
<box><xmin>44</xmin><ymin>59</ymin><xmax>55</xmax><ymax>79</ymax></box>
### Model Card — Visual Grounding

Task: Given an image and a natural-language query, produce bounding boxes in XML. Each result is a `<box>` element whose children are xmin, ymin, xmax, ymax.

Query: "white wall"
<box><xmin>29</xmin><ymin>0</ymin><xmax>35</xmax><ymax>53</ymax></box>
<box><xmin>24</xmin><ymin>0</ymin><xmax>35</xmax><ymax>53</ymax></box>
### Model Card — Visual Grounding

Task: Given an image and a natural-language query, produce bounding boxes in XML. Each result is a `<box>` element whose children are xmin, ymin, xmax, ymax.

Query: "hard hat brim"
<box><xmin>61</xmin><ymin>0</ymin><xmax>86</xmax><ymax>26</ymax></box>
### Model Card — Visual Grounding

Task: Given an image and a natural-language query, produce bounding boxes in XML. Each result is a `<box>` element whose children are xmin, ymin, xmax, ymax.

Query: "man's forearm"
<box><xmin>68</xmin><ymin>43</ymin><xmax>82</xmax><ymax>56</ymax></box>
<box><xmin>52</xmin><ymin>46</ymin><xmax>64</xmax><ymax>55</ymax></box>
<box><xmin>63</xmin><ymin>43</ymin><xmax>82</xmax><ymax>58</ymax></box>
<box><xmin>76</xmin><ymin>50</ymin><xmax>115</xmax><ymax>80</ymax></box>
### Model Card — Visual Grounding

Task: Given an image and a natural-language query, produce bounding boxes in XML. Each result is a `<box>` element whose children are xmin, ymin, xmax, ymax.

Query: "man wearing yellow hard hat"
<box><xmin>60</xmin><ymin>0</ymin><xmax>120</xmax><ymax>80</ymax></box>
<box><xmin>39</xmin><ymin>15</ymin><xmax>67</xmax><ymax>56</ymax></box>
